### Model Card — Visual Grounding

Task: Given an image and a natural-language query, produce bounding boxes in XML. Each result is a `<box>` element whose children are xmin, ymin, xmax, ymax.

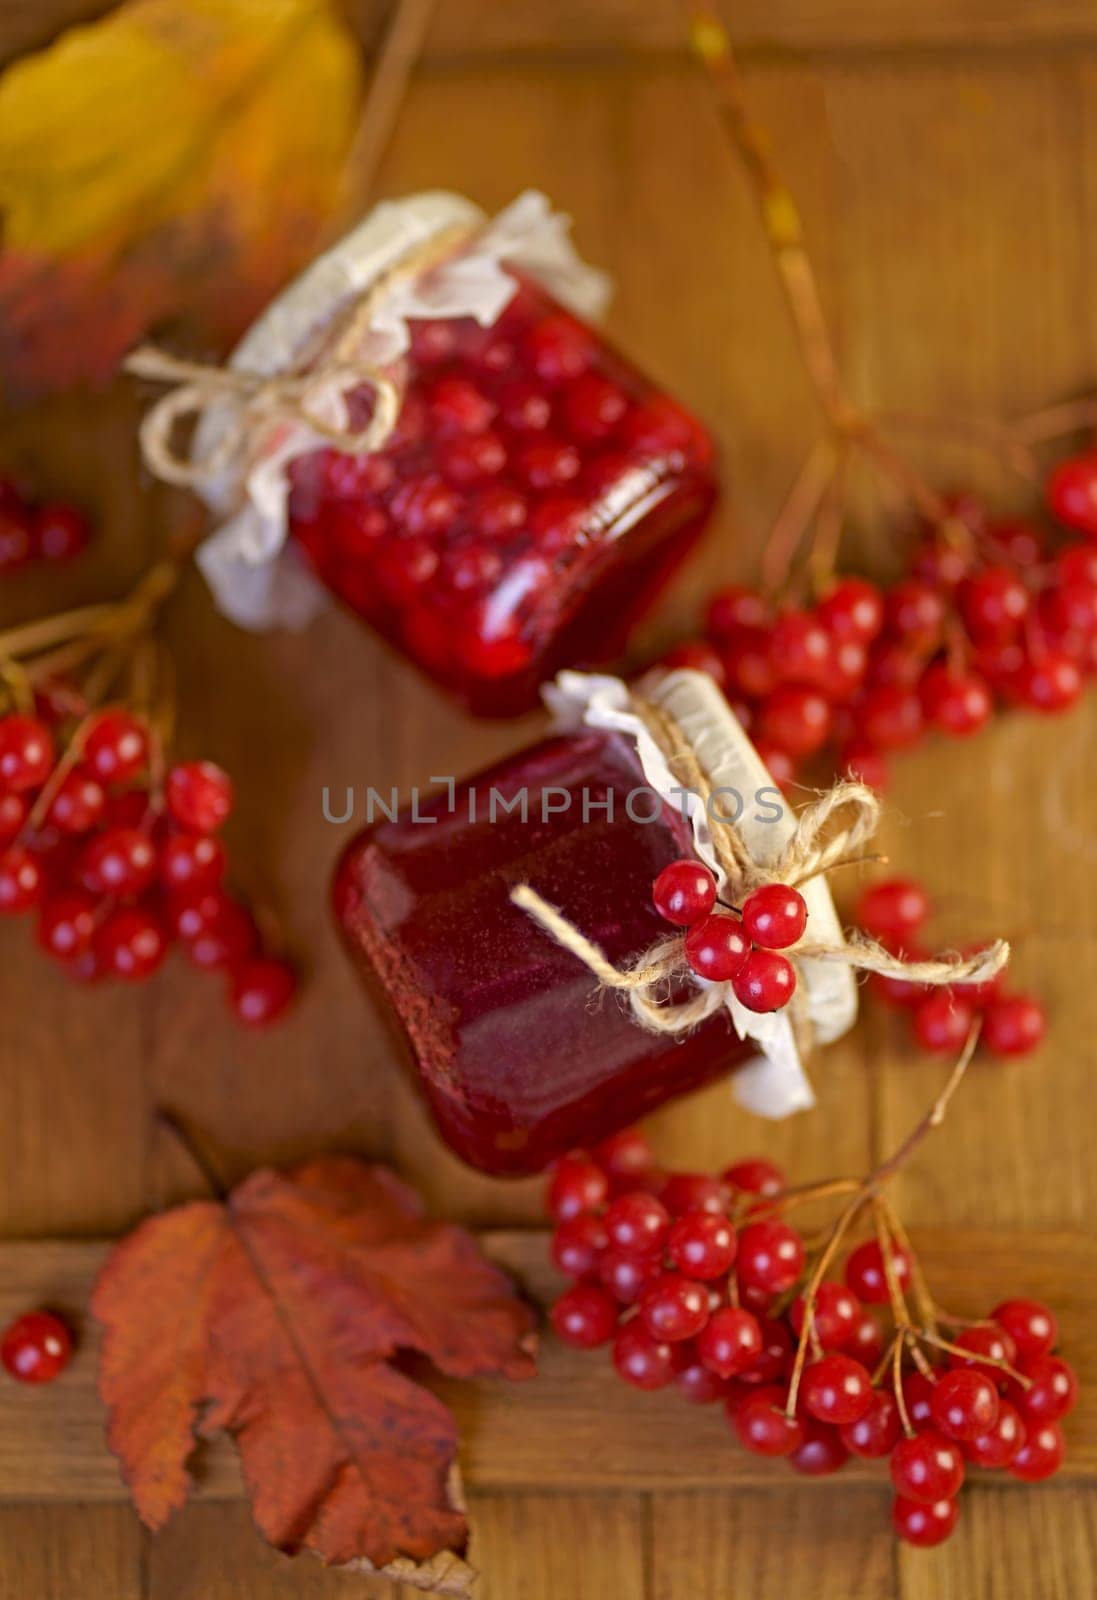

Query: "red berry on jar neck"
<box><xmin>82</xmin><ymin>710</ymin><xmax>148</xmax><ymax>786</ymax></box>
<box><xmin>684</xmin><ymin>913</ymin><xmax>750</xmax><ymax>982</ymax></box>
<box><xmin>1</xmin><ymin>1310</ymin><xmax>73</xmax><ymax>1383</ymax></box>
<box><xmin>732</xmin><ymin>948</ymin><xmax>796</xmax><ymax>1013</ymax></box>
<box><xmin>652</xmin><ymin>858</ymin><xmax>717</xmax><ymax>926</ymax></box>
<box><xmin>740</xmin><ymin>884</ymin><xmax>807</xmax><ymax>950</ymax></box>
<box><xmin>0</xmin><ymin>713</ymin><xmax>54</xmax><ymax>792</ymax></box>
<box><xmin>166</xmin><ymin>761</ymin><xmax>234</xmax><ymax>834</ymax></box>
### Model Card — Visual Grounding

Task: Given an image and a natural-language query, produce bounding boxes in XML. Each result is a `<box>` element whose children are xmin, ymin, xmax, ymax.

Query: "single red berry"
<box><xmin>890</xmin><ymin>1430</ymin><xmax>965</xmax><ymax>1504</ymax></box>
<box><xmin>1011</xmin><ymin>649</ymin><xmax>1083</xmax><ymax>713</ymax></box>
<box><xmin>919</xmin><ymin>663</ymin><xmax>993</xmax><ymax>737</ymax></box>
<box><xmin>706</xmin><ymin>584</ymin><xmax>769</xmax><ymax>640</ymax></box>
<box><xmin>546</xmin><ymin>1155</ymin><xmax>609</xmax><ymax>1222</ymax></box>
<box><xmin>640</xmin><ymin>1272</ymin><xmax>710</xmax><ymax>1342</ymax></box>
<box><xmin>740</xmin><ymin>884</ymin><xmax>807</xmax><ymax>950</ymax></box>
<box><xmin>757</xmin><ymin>685</ymin><xmax>831</xmax><ymax>757</ymax></box>
<box><xmin>612</xmin><ymin>1321</ymin><xmax>678</xmax><ymax>1390</ymax></box>
<box><xmin>1008</xmin><ymin>1421</ymin><xmax>1065</xmax><ymax>1482</ymax></box>
<box><xmin>652</xmin><ymin>858</ymin><xmax>717</xmax><ymax>926</ymax></box>
<box><xmin>790</xmin><ymin>1418</ymin><xmax>850</xmax><ymax>1477</ymax></box>
<box><xmin>660</xmin><ymin>1173</ymin><xmax>732</xmax><ymax>1217</ymax></box>
<box><xmin>963</xmin><ymin>1401</ymin><xmax>1026</xmax><ymax>1469</ymax></box>
<box><xmin>603</xmin><ymin>1191</ymin><xmax>670</xmax><ymax>1258</ymax></box>
<box><xmin>0</xmin><ymin>714</ymin><xmax>54</xmax><ymax>792</ymax></box>
<box><xmin>697</xmin><ymin>1307</ymin><xmax>764</xmax><ymax>1379</ymax></box>
<box><xmin>592</xmin><ymin>1128</ymin><xmax>655</xmax><ymax>1186</ymax></box>
<box><xmin>737</xmin><ymin>1219</ymin><xmax>805</xmax><ymax>1295</ymax></box>
<box><xmin>912</xmin><ymin>990</ymin><xmax>977</xmax><ymax>1054</ymax></box>
<box><xmin>732</xmin><ymin>948</ymin><xmax>796</xmax><ymax>1013</ymax></box>
<box><xmin>885</xmin><ymin>579</ymin><xmax>946</xmax><ymax>650</ymax></box>
<box><xmin>769</xmin><ymin>609</ymin><xmax>832</xmax><ymax>686</ymax></box>
<box><xmin>839</xmin><ymin>739</ymin><xmax>889</xmax><ymax>793</ymax></box>
<box><xmin>947</xmin><ymin>1322</ymin><xmax>1018</xmax><ymax>1384</ymax></box>
<box><xmin>722</xmin><ymin>1157</ymin><xmax>786</xmax><ymax>1199</ymax></box>
<box><xmin>79</xmin><ymin>827</ymin><xmax>157</xmax><ymax>898</ymax></box>
<box><xmin>903</xmin><ymin>1371</ymin><xmax>938</xmax><ymax>1431</ymax></box>
<box><xmin>551</xmin><ymin>1214</ymin><xmax>608</xmax><ymax>1281</ymax></box>
<box><xmin>550</xmin><ymin>1284</ymin><xmax>618</xmax><ymax>1348</ymax></box>
<box><xmin>0</xmin><ymin>791</ymin><xmax>26</xmax><ymax>845</ymax></box>
<box><xmin>676</xmin><ymin>1356</ymin><xmax>730</xmax><ymax>1405</ymax></box>
<box><xmin>562</xmin><ymin>373</ymin><xmax>628</xmax><ymax>442</ymax></box>
<box><xmin>846</xmin><ymin>1309</ymin><xmax>885</xmax><ymax>1370</ymax></box>
<box><xmin>930</xmin><ymin>1367</ymin><xmax>1000</xmax><ymax>1441</ymax></box>
<box><xmin>800</xmin><ymin>1354</ymin><xmax>874</xmax><ymax>1425</ymax></box>
<box><xmin>1047</xmin><ymin>449</ymin><xmax>1097</xmax><ymax>539</ymax></box>
<box><xmin>0</xmin><ymin>846</ymin><xmax>44</xmax><ymax>914</ymax></box>
<box><xmin>684</xmin><ymin>913</ymin><xmax>750</xmax><ymax>982</ymax></box>
<box><xmin>428</xmin><ymin>374</ymin><xmax>495</xmax><ymax>434</ymax></box>
<box><xmin>517</xmin><ymin>438</ymin><xmax>581</xmax><ymax>491</ymax></box>
<box><xmin>789</xmin><ymin>1282</ymin><xmax>861</xmax><ymax>1351</ymax></box>
<box><xmin>159</xmin><ymin>832</ymin><xmax>226</xmax><ymax>893</ymax></box>
<box><xmin>599</xmin><ymin>1249</ymin><xmax>661</xmax><ymax>1305</ymax></box>
<box><xmin>185</xmin><ymin>898</ymin><xmax>257</xmax><ymax>970</ymax></box>
<box><xmin>668</xmin><ymin>1212</ymin><xmax>737</xmax><ymax>1279</ymax></box>
<box><xmin>869</xmin><ymin>954</ymin><xmax>930</xmax><ymax>1009</ymax></box>
<box><xmin>94</xmin><ymin>907</ymin><xmax>168</xmax><ymax>981</ymax></box>
<box><xmin>856</xmin><ymin>684</ymin><xmax>924</xmax><ymax>750</ymax></box>
<box><xmin>817</xmin><ymin>577</ymin><xmax>884</xmax><ymax>643</ymax></box>
<box><xmin>1016</xmin><ymin>1356</ymin><xmax>1078</xmax><ymax>1424</ymax></box>
<box><xmin>739</xmin><ymin>1315</ymin><xmax>795</xmax><ymax>1384</ymax></box>
<box><xmin>991</xmin><ymin>1299</ymin><xmax>1057</xmax><ymax>1364</ymax></box>
<box><xmin>1057</xmin><ymin>543</ymin><xmax>1097</xmax><ymax>586</ymax></box>
<box><xmin>733</xmin><ymin>1385</ymin><xmax>805</xmax><ymax>1457</ymax></box>
<box><xmin>658</xmin><ymin>641</ymin><xmax>726</xmax><ymax>684</ymax></box>
<box><xmin>47</xmin><ymin>770</ymin><xmax>105</xmax><ymax>835</ymax></box>
<box><xmin>81</xmin><ymin>710</ymin><xmax>148</xmax><ymax>786</ymax></box>
<box><xmin>165</xmin><ymin>761</ymin><xmax>234</xmax><ymax>834</ymax></box>
<box><xmin>958</xmin><ymin>566</ymin><xmax>1030</xmax><ymax>643</ymax></box>
<box><xmin>34</xmin><ymin>503</ymin><xmax>90</xmax><ymax>562</ymax></box>
<box><xmin>891</xmin><ymin>1495</ymin><xmax>959</xmax><ymax>1548</ymax></box>
<box><xmin>37</xmin><ymin>892</ymin><xmax>96</xmax><ymax>960</ymax></box>
<box><xmin>839</xmin><ymin>1388</ymin><xmax>902</xmax><ymax>1458</ymax></box>
<box><xmin>982</xmin><ymin>994</ymin><xmax>1046</xmax><ymax>1057</ymax></box>
<box><xmin>844</xmin><ymin>1239</ymin><xmax>911</xmax><ymax>1305</ymax></box>
<box><xmin>526</xmin><ymin>314</ymin><xmax>593</xmax><ymax>383</ymax></box>
<box><xmin>0</xmin><ymin>1311</ymin><xmax>73</xmax><ymax>1383</ymax></box>
<box><xmin>229</xmin><ymin>957</ymin><xmax>297</xmax><ymax>1027</ymax></box>
<box><xmin>0</xmin><ymin>504</ymin><xmax>33</xmax><ymax>571</ymax></box>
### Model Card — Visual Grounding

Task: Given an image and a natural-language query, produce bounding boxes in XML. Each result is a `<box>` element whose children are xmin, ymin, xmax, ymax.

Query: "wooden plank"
<box><xmin>651</xmin><ymin>1488</ymin><xmax>896</xmax><ymax>1600</ymax></box>
<box><xmin>0</xmin><ymin>1504</ymin><xmax>142</xmax><ymax>1600</ymax></box>
<box><xmin>11</xmin><ymin>0</ymin><xmax>1097</xmax><ymax>74</ymax></box>
<box><xmin>0</xmin><ymin>1229</ymin><xmax>1089</xmax><ymax>1501</ymax></box>
<box><xmin>897</xmin><ymin>1484</ymin><xmax>1097</xmax><ymax>1600</ymax></box>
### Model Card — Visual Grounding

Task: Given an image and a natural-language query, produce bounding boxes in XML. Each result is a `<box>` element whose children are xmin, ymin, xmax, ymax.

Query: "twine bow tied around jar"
<box><xmin>511</xmin><ymin>691</ymin><xmax>1009</xmax><ymax>1042</ymax></box>
<box><xmin>123</xmin><ymin>220</ymin><xmax>479</xmax><ymax>492</ymax></box>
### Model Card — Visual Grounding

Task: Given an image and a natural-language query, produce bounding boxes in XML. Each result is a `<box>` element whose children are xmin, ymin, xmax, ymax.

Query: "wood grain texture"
<box><xmin>0</xmin><ymin>1230</ymin><xmax>1090</xmax><ymax>1501</ymax></box>
<box><xmin>1</xmin><ymin>4</ymin><xmax>1096</xmax><ymax>1597</ymax></box>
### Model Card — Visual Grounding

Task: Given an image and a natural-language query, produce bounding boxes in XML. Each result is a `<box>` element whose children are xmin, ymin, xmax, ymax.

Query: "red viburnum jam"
<box><xmin>287</xmin><ymin>272</ymin><xmax>715</xmax><ymax>716</ymax></box>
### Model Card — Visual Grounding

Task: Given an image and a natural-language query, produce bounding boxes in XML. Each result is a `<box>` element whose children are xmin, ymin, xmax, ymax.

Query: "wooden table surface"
<box><xmin>2</xmin><ymin>2</ymin><xmax>1096</xmax><ymax>1597</ymax></box>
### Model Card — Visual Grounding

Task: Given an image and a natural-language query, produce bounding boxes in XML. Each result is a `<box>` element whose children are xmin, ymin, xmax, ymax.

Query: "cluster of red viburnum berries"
<box><xmin>855</xmin><ymin>875</ymin><xmax>1046</xmax><ymax>1059</ymax></box>
<box><xmin>546</xmin><ymin>1127</ymin><xmax>1076</xmax><ymax>1547</ymax></box>
<box><xmin>0</xmin><ymin>694</ymin><xmax>295</xmax><ymax>1026</ymax></box>
<box><xmin>660</xmin><ymin>458</ymin><xmax>1097</xmax><ymax>794</ymax></box>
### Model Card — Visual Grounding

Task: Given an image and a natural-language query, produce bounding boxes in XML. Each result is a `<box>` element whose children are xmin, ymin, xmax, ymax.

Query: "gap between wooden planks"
<box><xmin>0</xmin><ymin>1227</ymin><xmax>1090</xmax><ymax>1501</ymax></box>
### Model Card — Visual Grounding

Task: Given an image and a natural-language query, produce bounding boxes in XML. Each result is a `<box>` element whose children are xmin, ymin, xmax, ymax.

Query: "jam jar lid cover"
<box><xmin>544</xmin><ymin>668</ymin><xmax>860</xmax><ymax>1119</ymax></box>
<box><xmin>186</xmin><ymin>191</ymin><xmax>612</xmax><ymax>631</ymax></box>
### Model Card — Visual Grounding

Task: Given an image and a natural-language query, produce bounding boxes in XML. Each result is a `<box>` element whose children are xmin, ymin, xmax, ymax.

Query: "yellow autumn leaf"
<box><xmin>0</xmin><ymin>0</ymin><xmax>364</xmax><ymax>393</ymax></box>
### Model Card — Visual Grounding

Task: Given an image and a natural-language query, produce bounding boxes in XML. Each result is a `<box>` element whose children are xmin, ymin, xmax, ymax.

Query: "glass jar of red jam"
<box><xmin>333</xmin><ymin>670</ymin><xmax>857</xmax><ymax>1175</ymax></box>
<box><xmin>135</xmin><ymin>194</ymin><xmax>715</xmax><ymax>709</ymax></box>
<box><xmin>334</xmin><ymin>723</ymin><xmax>749</xmax><ymax>1174</ymax></box>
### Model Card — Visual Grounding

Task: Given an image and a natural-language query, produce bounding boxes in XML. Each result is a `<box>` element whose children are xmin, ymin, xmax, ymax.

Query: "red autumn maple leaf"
<box><xmin>92</xmin><ymin>1158</ymin><xmax>536</xmax><ymax>1583</ymax></box>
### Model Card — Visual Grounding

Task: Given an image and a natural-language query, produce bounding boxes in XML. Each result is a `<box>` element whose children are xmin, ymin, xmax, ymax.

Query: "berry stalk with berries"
<box><xmin>545</xmin><ymin>1028</ymin><xmax>1076</xmax><ymax>1547</ymax></box>
<box><xmin>0</xmin><ymin>559</ymin><xmax>296</xmax><ymax>1025</ymax></box>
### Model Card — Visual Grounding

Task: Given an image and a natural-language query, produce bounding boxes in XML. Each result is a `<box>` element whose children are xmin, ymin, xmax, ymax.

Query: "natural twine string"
<box><xmin>510</xmin><ymin>693</ymin><xmax>1009</xmax><ymax>1038</ymax></box>
<box><xmin>124</xmin><ymin>220</ymin><xmax>478</xmax><ymax>491</ymax></box>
